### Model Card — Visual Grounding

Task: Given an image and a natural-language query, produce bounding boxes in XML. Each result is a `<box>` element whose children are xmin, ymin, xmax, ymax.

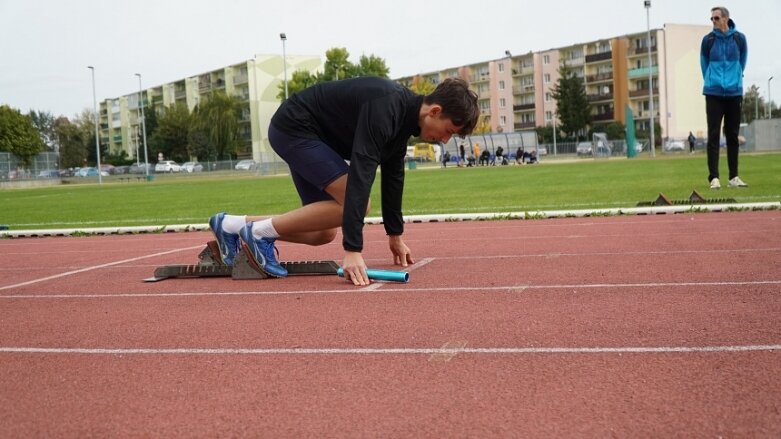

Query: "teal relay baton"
<box><xmin>337</xmin><ymin>268</ymin><xmax>409</xmax><ymax>283</ymax></box>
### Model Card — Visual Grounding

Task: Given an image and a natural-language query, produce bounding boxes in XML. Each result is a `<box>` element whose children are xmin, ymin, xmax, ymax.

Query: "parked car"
<box><xmin>99</xmin><ymin>164</ymin><xmax>115</xmax><ymax>174</ymax></box>
<box><xmin>576</xmin><ymin>142</ymin><xmax>593</xmax><ymax>156</ymax></box>
<box><xmin>235</xmin><ymin>159</ymin><xmax>257</xmax><ymax>171</ymax></box>
<box><xmin>76</xmin><ymin>167</ymin><xmax>108</xmax><ymax>177</ymax></box>
<box><xmin>37</xmin><ymin>170</ymin><xmax>60</xmax><ymax>178</ymax></box>
<box><xmin>110</xmin><ymin>165</ymin><xmax>129</xmax><ymax>175</ymax></box>
<box><xmin>181</xmin><ymin>161</ymin><xmax>204</xmax><ymax>173</ymax></box>
<box><xmin>663</xmin><ymin>139</ymin><xmax>686</xmax><ymax>152</ymax></box>
<box><xmin>155</xmin><ymin>160</ymin><xmax>181</xmax><ymax>173</ymax></box>
<box><xmin>129</xmin><ymin>163</ymin><xmax>152</xmax><ymax>174</ymax></box>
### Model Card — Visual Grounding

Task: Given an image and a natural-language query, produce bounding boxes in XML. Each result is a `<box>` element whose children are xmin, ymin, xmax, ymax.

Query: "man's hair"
<box><xmin>423</xmin><ymin>78</ymin><xmax>480</xmax><ymax>137</ymax></box>
<box><xmin>711</xmin><ymin>6</ymin><xmax>729</xmax><ymax>18</ymax></box>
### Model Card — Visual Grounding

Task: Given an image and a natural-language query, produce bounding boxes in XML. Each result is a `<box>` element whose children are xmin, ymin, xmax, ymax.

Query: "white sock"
<box><xmin>252</xmin><ymin>218</ymin><xmax>280</xmax><ymax>240</ymax></box>
<box><xmin>221</xmin><ymin>215</ymin><xmax>246</xmax><ymax>234</ymax></box>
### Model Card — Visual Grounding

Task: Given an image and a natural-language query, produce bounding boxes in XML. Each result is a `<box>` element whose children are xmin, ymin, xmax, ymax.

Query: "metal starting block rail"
<box><xmin>144</xmin><ymin>240</ymin><xmax>340</xmax><ymax>282</ymax></box>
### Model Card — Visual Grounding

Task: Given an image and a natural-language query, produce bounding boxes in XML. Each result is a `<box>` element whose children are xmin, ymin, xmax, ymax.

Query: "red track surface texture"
<box><xmin>1</xmin><ymin>211</ymin><xmax>780</xmax><ymax>437</ymax></box>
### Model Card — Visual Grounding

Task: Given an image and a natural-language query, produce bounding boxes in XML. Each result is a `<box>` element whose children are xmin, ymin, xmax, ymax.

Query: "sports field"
<box><xmin>1</xmin><ymin>152</ymin><xmax>780</xmax><ymax>230</ymax></box>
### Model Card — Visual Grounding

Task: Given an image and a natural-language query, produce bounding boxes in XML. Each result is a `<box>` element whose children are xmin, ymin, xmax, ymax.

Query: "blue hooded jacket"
<box><xmin>700</xmin><ymin>18</ymin><xmax>747</xmax><ymax>97</ymax></box>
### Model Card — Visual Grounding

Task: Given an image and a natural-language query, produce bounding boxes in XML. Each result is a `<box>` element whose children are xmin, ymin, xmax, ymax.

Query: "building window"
<box><xmin>499</xmin><ymin>80</ymin><xmax>505</xmax><ymax>90</ymax></box>
<box><xmin>498</xmin><ymin>63</ymin><xmax>505</xmax><ymax>73</ymax></box>
<box><xmin>500</xmin><ymin>116</ymin><xmax>507</xmax><ymax>126</ymax></box>
<box><xmin>545</xmin><ymin>111</ymin><xmax>552</xmax><ymax>122</ymax></box>
<box><xmin>499</xmin><ymin>98</ymin><xmax>506</xmax><ymax>108</ymax></box>
<box><xmin>544</xmin><ymin>73</ymin><xmax>551</xmax><ymax>83</ymax></box>
<box><xmin>545</xmin><ymin>92</ymin><xmax>551</xmax><ymax>102</ymax></box>
<box><xmin>543</xmin><ymin>54</ymin><xmax>550</xmax><ymax>65</ymax></box>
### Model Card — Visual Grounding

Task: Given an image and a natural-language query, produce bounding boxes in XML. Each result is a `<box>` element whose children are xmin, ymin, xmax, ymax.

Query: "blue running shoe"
<box><xmin>208</xmin><ymin>212</ymin><xmax>240</xmax><ymax>266</ymax></box>
<box><xmin>238</xmin><ymin>223</ymin><xmax>288</xmax><ymax>278</ymax></box>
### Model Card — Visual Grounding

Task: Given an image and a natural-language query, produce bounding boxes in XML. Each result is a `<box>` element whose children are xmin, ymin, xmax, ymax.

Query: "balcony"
<box><xmin>175</xmin><ymin>90</ymin><xmax>186</xmax><ymax>99</ymax></box>
<box><xmin>586</xmin><ymin>72</ymin><xmax>613</xmax><ymax>83</ymax></box>
<box><xmin>628</xmin><ymin>65</ymin><xmax>658</xmax><ymax>79</ymax></box>
<box><xmin>234</xmin><ymin>73</ymin><xmax>248</xmax><ymax>85</ymax></box>
<box><xmin>585</xmin><ymin>51</ymin><xmax>612</xmax><ymax>63</ymax></box>
<box><xmin>629</xmin><ymin>88</ymin><xmax>658</xmax><ymax>98</ymax></box>
<box><xmin>587</xmin><ymin>93</ymin><xmax>613</xmax><ymax>102</ymax></box>
<box><xmin>634</xmin><ymin>45</ymin><xmax>657</xmax><ymax>55</ymax></box>
<box><xmin>513</xmin><ymin>103</ymin><xmax>535</xmax><ymax>111</ymax></box>
<box><xmin>514</xmin><ymin>122</ymin><xmax>536</xmax><ymax>130</ymax></box>
<box><xmin>591</xmin><ymin>111</ymin><xmax>615</xmax><ymax>122</ymax></box>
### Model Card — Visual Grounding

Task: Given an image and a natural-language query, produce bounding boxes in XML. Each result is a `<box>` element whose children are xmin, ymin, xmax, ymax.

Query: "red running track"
<box><xmin>0</xmin><ymin>211</ymin><xmax>780</xmax><ymax>437</ymax></box>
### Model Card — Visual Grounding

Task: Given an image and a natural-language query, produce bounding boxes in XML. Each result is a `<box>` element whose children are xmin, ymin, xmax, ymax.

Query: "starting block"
<box><xmin>144</xmin><ymin>240</ymin><xmax>340</xmax><ymax>282</ymax></box>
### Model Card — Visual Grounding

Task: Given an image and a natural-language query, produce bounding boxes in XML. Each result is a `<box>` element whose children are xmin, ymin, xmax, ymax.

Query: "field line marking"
<box><xmin>0</xmin><ymin>245</ymin><xmax>203</xmax><ymax>292</ymax></box>
<box><xmin>1</xmin><ymin>345</ymin><xmax>779</xmax><ymax>356</ymax></box>
<box><xmin>2</xmin><ymin>280</ymin><xmax>779</xmax><ymax>299</ymax></box>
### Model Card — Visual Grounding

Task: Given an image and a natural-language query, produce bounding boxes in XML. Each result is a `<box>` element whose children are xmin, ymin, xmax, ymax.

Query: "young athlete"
<box><xmin>209</xmin><ymin>76</ymin><xmax>479</xmax><ymax>285</ymax></box>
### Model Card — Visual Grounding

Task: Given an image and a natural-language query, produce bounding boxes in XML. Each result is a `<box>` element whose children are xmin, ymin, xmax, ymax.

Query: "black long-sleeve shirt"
<box><xmin>270</xmin><ymin>77</ymin><xmax>424</xmax><ymax>252</ymax></box>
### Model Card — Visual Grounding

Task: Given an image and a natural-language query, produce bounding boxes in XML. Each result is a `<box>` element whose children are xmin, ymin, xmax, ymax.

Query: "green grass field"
<box><xmin>1</xmin><ymin>153</ymin><xmax>779</xmax><ymax>230</ymax></box>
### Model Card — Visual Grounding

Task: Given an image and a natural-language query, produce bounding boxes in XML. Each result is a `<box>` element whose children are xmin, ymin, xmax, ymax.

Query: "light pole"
<box><xmin>644</xmin><ymin>0</ymin><xmax>655</xmax><ymax>157</ymax></box>
<box><xmin>135</xmin><ymin>73</ymin><xmax>150</xmax><ymax>177</ymax></box>
<box><xmin>768</xmin><ymin>76</ymin><xmax>774</xmax><ymax>119</ymax></box>
<box><xmin>87</xmin><ymin>66</ymin><xmax>103</xmax><ymax>184</ymax></box>
<box><xmin>280</xmin><ymin>33</ymin><xmax>288</xmax><ymax>100</ymax></box>
<box><xmin>755</xmin><ymin>86</ymin><xmax>760</xmax><ymax>121</ymax></box>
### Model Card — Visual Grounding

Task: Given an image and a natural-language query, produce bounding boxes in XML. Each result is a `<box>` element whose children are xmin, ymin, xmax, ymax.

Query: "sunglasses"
<box><xmin>710</xmin><ymin>16</ymin><xmax>721</xmax><ymax>21</ymax></box>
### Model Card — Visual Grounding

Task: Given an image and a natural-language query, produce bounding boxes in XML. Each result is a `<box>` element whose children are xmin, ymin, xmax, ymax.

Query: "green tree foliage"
<box><xmin>0</xmin><ymin>105</ymin><xmax>46</xmax><ymax>166</ymax></box>
<box><xmin>277</xmin><ymin>47</ymin><xmax>390</xmax><ymax>101</ymax></box>
<box><xmin>589</xmin><ymin>121</ymin><xmax>626</xmax><ymax>140</ymax></box>
<box><xmin>196</xmin><ymin>91</ymin><xmax>243</xmax><ymax>159</ymax></box>
<box><xmin>54</xmin><ymin>116</ymin><xmax>88</xmax><ymax>168</ymax></box>
<box><xmin>148</xmin><ymin>102</ymin><xmax>193</xmax><ymax>162</ymax></box>
<box><xmin>407</xmin><ymin>76</ymin><xmax>436</xmax><ymax>96</ymax></box>
<box><xmin>72</xmin><ymin>109</ymin><xmax>105</xmax><ymax>166</ymax></box>
<box><xmin>28</xmin><ymin>110</ymin><xmax>58</xmax><ymax>151</ymax></box>
<box><xmin>551</xmin><ymin>66</ymin><xmax>591</xmax><ymax>139</ymax></box>
<box><xmin>742</xmin><ymin>84</ymin><xmax>764</xmax><ymax>124</ymax></box>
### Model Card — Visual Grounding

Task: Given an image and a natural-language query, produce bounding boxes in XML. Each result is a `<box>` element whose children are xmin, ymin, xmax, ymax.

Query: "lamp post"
<box><xmin>644</xmin><ymin>0</ymin><xmax>655</xmax><ymax>157</ymax></box>
<box><xmin>87</xmin><ymin>66</ymin><xmax>103</xmax><ymax>184</ymax></box>
<box><xmin>135</xmin><ymin>73</ymin><xmax>150</xmax><ymax>177</ymax></box>
<box><xmin>755</xmin><ymin>86</ymin><xmax>760</xmax><ymax>121</ymax></box>
<box><xmin>768</xmin><ymin>76</ymin><xmax>774</xmax><ymax>119</ymax></box>
<box><xmin>280</xmin><ymin>33</ymin><xmax>288</xmax><ymax>100</ymax></box>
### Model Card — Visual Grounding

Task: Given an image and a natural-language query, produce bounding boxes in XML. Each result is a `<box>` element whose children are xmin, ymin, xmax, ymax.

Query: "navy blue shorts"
<box><xmin>268</xmin><ymin>124</ymin><xmax>348</xmax><ymax>205</ymax></box>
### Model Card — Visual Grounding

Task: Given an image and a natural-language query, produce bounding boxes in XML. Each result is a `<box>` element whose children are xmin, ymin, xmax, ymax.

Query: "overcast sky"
<box><xmin>1</xmin><ymin>0</ymin><xmax>777</xmax><ymax>118</ymax></box>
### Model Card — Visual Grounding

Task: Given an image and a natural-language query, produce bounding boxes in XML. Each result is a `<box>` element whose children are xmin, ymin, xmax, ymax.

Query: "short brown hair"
<box><xmin>711</xmin><ymin>6</ymin><xmax>729</xmax><ymax>18</ymax></box>
<box><xmin>424</xmin><ymin>78</ymin><xmax>480</xmax><ymax>137</ymax></box>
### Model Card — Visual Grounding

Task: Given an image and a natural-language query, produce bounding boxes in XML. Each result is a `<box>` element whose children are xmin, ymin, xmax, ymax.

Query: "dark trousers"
<box><xmin>705</xmin><ymin>95</ymin><xmax>742</xmax><ymax>182</ymax></box>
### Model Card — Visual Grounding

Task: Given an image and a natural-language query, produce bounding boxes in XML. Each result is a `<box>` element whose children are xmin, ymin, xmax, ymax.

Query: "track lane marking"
<box><xmin>2</xmin><ymin>280</ymin><xmax>779</xmax><ymax>299</ymax></box>
<box><xmin>1</xmin><ymin>345</ymin><xmax>779</xmax><ymax>356</ymax></box>
<box><xmin>0</xmin><ymin>245</ymin><xmax>204</xmax><ymax>292</ymax></box>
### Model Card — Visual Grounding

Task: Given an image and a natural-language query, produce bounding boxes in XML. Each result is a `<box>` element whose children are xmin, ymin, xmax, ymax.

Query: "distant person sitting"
<box><xmin>495</xmin><ymin>146</ymin><xmax>507</xmax><ymax>165</ymax></box>
<box><xmin>466</xmin><ymin>154</ymin><xmax>476</xmax><ymax>167</ymax></box>
<box><xmin>479</xmin><ymin>149</ymin><xmax>491</xmax><ymax>166</ymax></box>
<box><xmin>516</xmin><ymin>147</ymin><xmax>525</xmax><ymax>164</ymax></box>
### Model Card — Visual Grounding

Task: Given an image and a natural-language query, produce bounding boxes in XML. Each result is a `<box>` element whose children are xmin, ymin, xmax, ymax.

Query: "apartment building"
<box><xmin>398</xmin><ymin>23</ymin><xmax>711</xmax><ymax>140</ymax></box>
<box><xmin>99</xmin><ymin>54</ymin><xmax>322</xmax><ymax>162</ymax></box>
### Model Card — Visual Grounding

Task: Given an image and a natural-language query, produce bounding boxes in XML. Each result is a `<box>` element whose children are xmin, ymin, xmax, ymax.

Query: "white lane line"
<box><xmin>1</xmin><ymin>345</ymin><xmax>779</xmax><ymax>356</ymax></box>
<box><xmin>0</xmin><ymin>245</ymin><xmax>204</xmax><ymax>292</ymax></box>
<box><xmin>2</xmin><ymin>280</ymin><xmax>779</xmax><ymax>299</ymax></box>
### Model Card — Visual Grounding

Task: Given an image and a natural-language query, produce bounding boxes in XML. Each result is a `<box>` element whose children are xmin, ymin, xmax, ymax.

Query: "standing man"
<box><xmin>208</xmin><ymin>77</ymin><xmax>479</xmax><ymax>285</ymax></box>
<box><xmin>687</xmin><ymin>131</ymin><xmax>696</xmax><ymax>154</ymax></box>
<box><xmin>700</xmin><ymin>6</ymin><xmax>748</xmax><ymax>189</ymax></box>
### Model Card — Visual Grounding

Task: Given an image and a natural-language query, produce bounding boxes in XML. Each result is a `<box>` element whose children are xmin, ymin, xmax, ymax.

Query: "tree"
<box><xmin>742</xmin><ymin>84</ymin><xmax>764</xmax><ymax>124</ymax></box>
<box><xmin>355</xmin><ymin>54</ymin><xmax>389</xmax><ymax>78</ymax></box>
<box><xmin>54</xmin><ymin>116</ymin><xmax>88</xmax><ymax>169</ymax></box>
<box><xmin>28</xmin><ymin>110</ymin><xmax>58</xmax><ymax>152</ymax></box>
<box><xmin>590</xmin><ymin>121</ymin><xmax>626</xmax><ymax>140</ymax></box>
<box><xmin>72</xmin><ymin>109</ymin><xmax>104</xmax><ymax>166</ymax></box>
<box><xmin>197</xmin><ymin>91</ymin><xmax>243</xmax><ymax>159</ymax></box>
<box><xmin>0</xmin><ymin>105</ymin><xmax>46</xmax><ymax>166</ymax></box>
<box><xmin>148</xmin><ymin>102</ymin><xmax>192</xmax><ymax>162</ymax></box>
<box><xmin>473</xmin><ymin>113</ymin><xmax>492</xmax><ymax>134</ymax></box>
<box><xmin>551</xmin><ymin>66</ymin><xmax>590</xmax><ymax>139</ymax></box>
<box><xmin>407</xmin><ymin>75</ymin><xmax>436</xmax><ymax>96</ymax></box>
<box><xmin>277</xmin><ymin>47</ymin><xmax>390</xmax><ymax>101</ymax></box>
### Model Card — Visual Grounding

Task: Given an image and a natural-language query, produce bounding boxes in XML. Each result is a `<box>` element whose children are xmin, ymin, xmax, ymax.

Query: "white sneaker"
<box><xmin>729</xmin><ymin>176</ymin><xmax>748</xmax><ymax>188</ymax></box>
<box><xmin>709</xmin><ymin>178</ymin><xmax>721</xmax><ymax>190</ymax></box>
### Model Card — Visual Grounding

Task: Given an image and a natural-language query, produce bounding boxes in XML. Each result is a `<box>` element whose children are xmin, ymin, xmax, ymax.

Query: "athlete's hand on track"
<box><xmin>342</xmin><ymin>251</ymin><xmax>370</xmax><ymax>286</ymax></box>
<box><xmin>388</xmin><ymin>235</ymin><xmax>414</xmax><ymax>267</ymax></box>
